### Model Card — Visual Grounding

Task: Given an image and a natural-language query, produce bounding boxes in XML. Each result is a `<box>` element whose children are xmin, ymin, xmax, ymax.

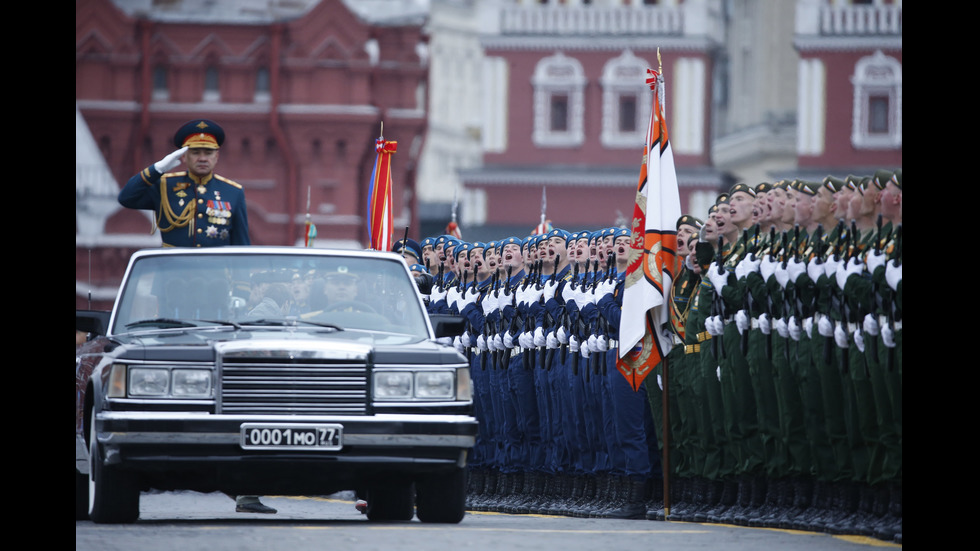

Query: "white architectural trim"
<box><xmin>850</xmin><ymin>50</ymin><xmax>902</xmax><ymax>150</ymax></box>
<box><xmin>600</xmin><ymin>50</ymin><xmax>653</xmax><ymax>149</ymax></box>
<box><xmin>532</xmin><ymin>52</ymin><xmax>586</xmax><ymax>148</ymax></box>
<box><xmin>797</xmin><ymin>57</ymin><xmax>825</xmax><ymax>156</ymax></box>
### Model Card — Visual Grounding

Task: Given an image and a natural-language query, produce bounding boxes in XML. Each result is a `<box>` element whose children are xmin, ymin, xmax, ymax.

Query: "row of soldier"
<box><xmin>390</xmin><ymin>167</ymin><xmax>901</xmax><ymax>542</ymax></box>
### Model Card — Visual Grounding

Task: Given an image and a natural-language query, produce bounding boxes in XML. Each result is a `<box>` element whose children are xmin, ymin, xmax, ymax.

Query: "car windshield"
<box><xmin>112</xmin><ymin>251</ymin><xmax>430</xmax><ymax>339</ymax></box>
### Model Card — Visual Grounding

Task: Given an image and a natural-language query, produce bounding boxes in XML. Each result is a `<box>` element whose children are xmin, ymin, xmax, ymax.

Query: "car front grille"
<box><xmin>216</xmin><ymin>342</ymin><xmax>372</xmax><ymax>415</ymax></box>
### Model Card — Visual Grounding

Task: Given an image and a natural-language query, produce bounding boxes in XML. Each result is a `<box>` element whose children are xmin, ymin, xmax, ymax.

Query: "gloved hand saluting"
<box><xmin>154</xmin><ymin>147</ymin><xmax>188</xmax><ymax>173</ymax></box>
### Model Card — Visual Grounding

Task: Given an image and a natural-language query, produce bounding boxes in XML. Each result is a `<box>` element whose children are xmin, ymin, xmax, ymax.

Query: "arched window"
<box><xmin>152</xmin><ymin>65</ymin><xmax>169</xmax><ymax>101</ymax></box>
<box><xmin>850</xmin><ymin>50</ymin><xmax>901</xmax><ymax>150</ymax></box>
<box><xmin>532</xmin><ymin>52</ymin><xmax>585</xmax><ymax>148</ymax></box>
<box><xmin>600</xmin><ymin>50</ymin><xmax>652</xmax><ymax>149</ymax></box>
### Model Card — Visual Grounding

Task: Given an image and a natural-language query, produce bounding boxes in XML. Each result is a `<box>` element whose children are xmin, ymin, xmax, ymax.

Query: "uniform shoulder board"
<box><xmin>213</xmin><ymin>174</ymin><xmax>244</xmax><ymax>189</ymax></box>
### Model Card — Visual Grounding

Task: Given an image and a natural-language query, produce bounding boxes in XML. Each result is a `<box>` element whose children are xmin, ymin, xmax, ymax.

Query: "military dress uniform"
<box><xmin>118</xmin><ymin>119</ymin><xmax>250</xmax><ymax>247</ymax></box>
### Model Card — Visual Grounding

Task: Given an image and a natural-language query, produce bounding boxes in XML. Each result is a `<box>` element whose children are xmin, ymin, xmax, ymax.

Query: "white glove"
<box><xmin>836</xmin><ymin>257</ymin><xmax>863</xmax><ymax>290</ymax></box>
<box><xmin>546</xmin><ymin>331</ymin><xmax>559</xmax><ymax>349</ymax></box>
<box><xmin>492</xmin><ymin>333</ymin><xmax>503</xmax><ymax>351</ymax></box>
<box><xmin>587</xmin><ymin>334</ymin><xmax>599</xmax><ymax>353</ymax></box>
<box><xmin>707</xmin><ymin>266</ymin><xmax>729</xmax><ymax>296</ymax></box>
<box><xmin>543</xmin><ymin>280</ymin><xmax>559</xmax><ymax>302</ymax></box>
<box><xmin>596</xmin><ymin>279</ymin><xmax>617</xmax><ymax>299</ymax></box>
<box><xmin>788</xmin><ymin>316</ymin><xmax>801</xmax><ymax>341</ymax></box>
<box><xmin>526</xmin><ymin>285</ymin><xmax>544</xmax><ymax>304</ymax></box>
<box><xmin>774</xmin><ymin>317</ymin><xmax>788</xmax><ymax>338</ymax></box>
<box><xmin>533</xmin><ymin>327</ymin><xmax>546</xmax><ymax>347</ymax></box>
<box><xmin>595</xmin><ymin>335</ymin><xmax>608</xmax><ymax>352</ymax></box>
<box><xmin>853</xmin><ymin>328</ymin><xmax>865</xmax><ymax>353</ymax></box>
<box><xmin>498</xmin><ymin>288</ymin><xmax>515</xmax><ymax>310</ymax></box>
<box><xmin>866</xmin><ymin>249</ymin><xmax>886</xmax><ymax>274</ymax></box>
<box><xmin>716</xmin><ymin>366</ymin><xmax>722</xmax><ymax>381</ymax></box>
<box><xmin>803</xmin><ymin>317</ymin><xmax>814</xmax><ymax>338</ymax></box>
<box><xmin>430</xmin><ymin>285</ymin><xmax>447</xmax><ymax>304</ymax></box>
<box><xmin>824</xmin><ymin>255</ymin><xmax>842</xmax><ymax>280</ymax></box>
<box><xmin>705</xmin><ymin>315</ymin><xmax>721</xmax><ymax>336</ymax></box>
<box><xmin>580</xmin><ymin>341</ymin><xmax>591</xmax><ymax>359</ymax></box>
<box><xmin>786</xmin><ymin>258</ymin><xmax>806</xmax><ymax>284</ymax></box>
<box><xmin>807</xmin><ymin>257</ymin><xmax>824</xmax><ymax>283</ymax></box>
<box><xmin>740</xmin><ymin>253</ymin><xmax>761</xmax><ymax>279</ymax></box>
<box><xmin>818</xmin><ymin>315</ymin><xmax>834</xmax><ymax>337</ymax></box>
<box><xmin>882</xmin><ymin>325</ymin><xmax>896</xmax><ymax>348</ymax></box>
<box><xmin>834</xmin><ymin>323</ymin><xmax>849</xmax><ymax>349</ymax></box>
<box><xmin>460</xmin><ymin>287</ymin><xmax>480</xmax><ymax>311</ymax></box>
<box><xmin>153</xmin><ymin>146</ymin><xmax>188</xmax><ymax>173</ymax></box>
<box><xmin>561</xmin><ymin>283</ymin><xmax>579</xmax><ymax>305</ymax></box>
<box><xmin>503</xmin><ymin>331</ymin><xmax>515</xmax><ymax>349</ymax></box>
<box><xmin>735</xmin><ymin>310</ymin><xmax>749</xmax><ymax>334</ymax></box>
<box><xmin>519</xmin><ymin>331</ymin><xmax>533</xmax><ymax>349</ymax></box>
<box><xmin>453</xmin><ymin>336</ymin><xmax>464</xmax><ymax>355</ymax></box>
<box><xmin>569</xmin><ymin>335</ymin><xmax>580</xmax><ymax>353</ymax></box>
<box><xmin>775</xmin><ymin>263</ymin><xmax>790</xmax><ymax>289</ymax></box>
<box><xmin>758</xmin><ymin>313</ymin><xmax>771</xmax><ymax>335</ymax></box>
<box><xmin>863</xmin><ymin>313</ymin><xmax>880</xmax><ymax>336</ymax></box>
<box><xmin>446</xmin><ymin>287</ymin><xmax>462</xmax><ymax>311</ymax></box>
<box><xmin>480</xmin><ymin>291</ymin><xmax>498</xmax><ymax>315</ymax></box>
<box><xmin>460</xmin><ymin>331</ymin><xmax>472</xmax><ymax>348</ymax></box>
<box><xmin>657</xmin><ymin>374</ymin><xmax>663</xmax><ymax>391</ymax></box>
<box><xmin>886</xmin><ymin>260</ymin><xmax>902</xmax><ymax>291</ymax></box>
<box><xmin>760</xmin><ymin>255</ymin><xmax>777</xmax><ymax>282</ymax></box>
<box><xmin>556</xmin><ymin>326</ymin><xmax>569</xmax><ymax>344</ymax></box>
<box><xmin>476</xmin><ymin>334</ymin><xmax>488</xmax><ymax>351</ymax></box>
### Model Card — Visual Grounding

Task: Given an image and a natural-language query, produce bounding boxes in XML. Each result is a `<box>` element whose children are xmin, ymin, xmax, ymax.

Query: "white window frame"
<box><xmin>850</xmin><ymin>50</ymin><xmax>902</xmax><ymax>150</ymax></box>
<box><xmin>532</xmin><ymin>52</ymin><xmax>586</xmax><ymax>148</ymax></box>
<box><xmin>600</xmin><ymin>50</ymin><xmax>652</xmax><ymax>149</ymax></box>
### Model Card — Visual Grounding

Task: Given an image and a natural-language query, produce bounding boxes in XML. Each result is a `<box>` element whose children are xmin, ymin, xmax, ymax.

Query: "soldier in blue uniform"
<box><xmin>119</xmin><ymin>119</ymin><xmax>251</xmax><ymax>247</ymax></box>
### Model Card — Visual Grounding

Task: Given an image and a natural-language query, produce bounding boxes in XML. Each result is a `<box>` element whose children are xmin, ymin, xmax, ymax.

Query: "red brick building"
<box><xmin>76</xmin><ymin>0</ymin><xmax>429</xmax><ymax>309</ymax></box>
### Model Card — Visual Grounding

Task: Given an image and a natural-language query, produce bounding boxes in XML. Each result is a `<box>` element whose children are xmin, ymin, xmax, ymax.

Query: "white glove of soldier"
<box><xmin>460</xmin><ymin>331</ymin><xmax>472</xmax><ymax>348</ymax></box>
<box><xmin>786</xmin><ymin>258</ymin><xmax>806</xmax><ymax>284</ymax></box>
<box><xmin>774</xmin><ymin>317</ymin><xmax>788</xmax><ymax>338</ymax></box>
<box><xmin>519</xmin><ymin>331</ymin><xmax>533</xmax><ymax>349</ymax></box>
<box><xmin>657</xmin><ymin>374</ymin><xmax>663</xmax><ymax>391</ymax></box>
<box><xmin>853</xmin><ymin>328</ymin><xmax>865</xmax><ymax>353</ymax></box>
<box><xmin>716</xmin><ymin>366</ymin><xmax>722</xmax><ymax>382</ymax></box>
<box><xmin>595</xmin><ymin>335</ymin><xmax>608</xmax><ymax>352</ymax></box>
<box><xmin>707</xmin><ymin>266</ymin><xmax>729</xmax><ymax>296</ymax></box>
<box><xmin>788</xmin><ymin>316</ymin><xmax>801</xmax><ymax>341</ymax></box>
<box><xmin>556</xmin><ymin>326</ymin><xmax>570</xmax><ymax>344</ymax></box>
<box><xmin>886</xmin><ymin>260</ymin><xmax>902</xmax><ymax>291</ymax></box>
<box><xmin>453</xmin><ymin>336</ymin><xmax>464</xmax><ymax>355</ymax></box>
<box><xmin>705</xmin><ymin>315</ymin><xmax>720</xmax><ymax>336</ymax></box>
<box><xmin>758</xmin><ymin>313</ymin><xmax>771</xmax><ymax>335</ymax></box>
<box><xmin>569</xmin><ymin>335</ymin><xmax>580</xmax><ymax>353</ymax></box>
<box><xmin>775</xmin><ymin>262</ymin><xmax>790</xmax><ymax>289</ymax></box>
<box><xmin>807</xmin><ymin>257</ymin><xmax>824</xmax><ymax>282</ymax></box>
<box><xmin>866</xmin><ymin>249</ymin><xmax>886</xmax><ymax>274</ymax></box>
<box><xmin>834</xmin><ymin>322</ymin><xmax>849</xmax><ymax>349</ymax></box>
<box><xmin>543</xmin><ymin>279</ymin><xmax>559</xmax><ymax>302</ymax></box>
<box><xmin>503</xmin><ymin>331</ymin><xmax>515</xmax><ymax>349</ymax></box>
<box><xmin>863</xmin><ymin>313</ymin><xmax>880</xmax><ymax>336</ymax></box>
<box><xmin>818</xmin><ymin>315</ymin><xmax>834</xmax><ymax>337</ymax></box>
<box><xmin>153</xmin><ymin>146</ymin><xmax>188</xmax><ymax>173</ymax></box>
<box><xmin>480</xmin><ymin>290</ymin><xmax>498</xmax><ymax>315</ymax></box>
<box><xmin>824</xmin><ymin>255</ymin><xmax>842</xmax><ymax>280</ymax></box>
<box><xmin>760</xmin><ymin>254</ymin><xmax>777</xmax><ymax>282</ymax></box>
<box><xmin>476</xmin><ymin>334</ymin><xmax>488</xmax><ymax>351</ymax></box>
<box><xmin>596</xmin><ymin>279</ymin><xmax>617</xmax><ymax>299</ymax></box>
<box><xmin>735</xmin><ymin>253</ymin><xmax>759</xmax><ymax>280</ymax></box>
<box><xmin>492</xmin><ymin>333</ymin><xmax>504</xmax><ymax>351</ymax></box>
<box><xmin>526</xmin><ymin>285</ymin><xmax>544</xmax><ymax>304</ymax></box>
<box><xmin>533</xmin><ymin>327</ymin><xmax>546</xmax><ymax>347</ymax></box>
<box><xmin>735</xmin><ymin>310</ymin><xmax>749</xmax><ymax>334</ymax></box>
<box><xmin>881</xmin><ymin>325</ymin><xmax>896</xmax><ymax>348</ymax></box>
<box><xmin>546</xmin><ymin>331</ymin><xmax>559</xmax><ymax>349</ymax></box>
<box><xmin>587</xmin><ymin>334</ymin><xmax>599</xmax><ymax>353</ymax></box>
<box><xmin>803</xmin><ymin>317</ymin><xmax>814</xmax><ymax>338</ymax></box>
<box><xmin>836</xmin><ymin>257</ymin><xmax>863</xmax><ymax>290</ymax></box>
<box><xmin>498</xmin><ymin>287</ymin><xmax>515</xmax><ymax>310</ymax></box>
<box><xmin>430</xmin><ymin>284</ymin><xmax>447</xmax><ymax>305</ymax></box>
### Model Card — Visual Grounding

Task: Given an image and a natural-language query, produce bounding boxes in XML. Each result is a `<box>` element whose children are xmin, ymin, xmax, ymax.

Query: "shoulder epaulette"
<box><xmin>213</xmin><ymin>174</ymin><xmax>244</xmax><ymax>189</ymax></box>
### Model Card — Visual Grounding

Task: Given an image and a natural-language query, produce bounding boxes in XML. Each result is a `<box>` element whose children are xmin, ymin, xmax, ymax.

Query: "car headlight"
<box><xmin>123</xmin><ymin>367</ymin><xmax>213</xmax><ymax>398</ymax></box>
<box><xmin>373</xmin><ymin>370</ymin><xmax>460</xmax><ymax>401</ymax></box>
<box><xmin>172</xmin><ymin>369</ymin><xmax>212</xmax><ymax>397</ymax></box>
<box><xmin>129</xmin><ymin>368</ymin><xmax>170</xmax><ymax>396</ymax></box>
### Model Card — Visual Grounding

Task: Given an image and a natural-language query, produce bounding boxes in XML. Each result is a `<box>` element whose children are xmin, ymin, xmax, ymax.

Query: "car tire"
<box><xmin>415</xmin><ymin>467</ymin><xmax>466</xmax><ymax>524</ymax></box>
<box><xmin>88</xmin><ymin>412</ymin><xmax>140</xmax><ymax>524</ymax></box>
<box><xmin>76</xmin><ymin>470</ymin><xmax>89</xmax><ymax>520</ymax></box>
<box><xmin>366</xmin><ymin>481</ymin><xmax>415</xmax><ymax>522</ymax></box>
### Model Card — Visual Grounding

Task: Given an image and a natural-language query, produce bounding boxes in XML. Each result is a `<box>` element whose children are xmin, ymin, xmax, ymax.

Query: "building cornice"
<box><xmin>794</xmin><ymin>36</ymin><xmax>902</xmax><ymax>53</ymax></box>
<box><xmin>481</xmin><ymin>35</ymin><xmax>719</xmax><ymax>53</ymax></box>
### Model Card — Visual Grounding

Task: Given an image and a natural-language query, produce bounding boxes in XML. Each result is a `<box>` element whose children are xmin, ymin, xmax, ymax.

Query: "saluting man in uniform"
<box><xmin>119</xmin><ymin>119</ymin><xmax>251</xmax><ymax>247</ymax></box>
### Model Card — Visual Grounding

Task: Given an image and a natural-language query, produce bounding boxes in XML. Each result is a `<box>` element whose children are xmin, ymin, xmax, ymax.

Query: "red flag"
<box><xmin>367</xmin><ymin>136</ymin><xmax>397</xmax><ymax>250</ymax></box>
<box><xmin>616</xmin><ymin>68</ymin><xmax>681</xmax><ymax>392</ymax></box>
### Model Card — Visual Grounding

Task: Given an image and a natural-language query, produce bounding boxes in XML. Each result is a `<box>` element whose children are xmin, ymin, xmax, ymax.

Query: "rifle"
<box><xmin>764</xmin><ymin>227</ymin><xmax>777</xmax><ymax>360</ymax></box>
<box><xmin>740</xmin><ymin>229</ymin><xmax>751</xmax><ymax>355</ymax></box>
<box><xmin>561</xmin><ymin>262</ymin><xmax>581</xmax><ymax>368</ymax></box>
<box><xmin>543</xmin><ymin>255</ymin><xmax>560</xmax><ymax>371</ymax></box>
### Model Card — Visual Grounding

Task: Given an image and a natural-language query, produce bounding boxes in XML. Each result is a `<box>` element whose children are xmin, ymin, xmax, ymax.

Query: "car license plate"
<box><xmin>240</xmin><ymin>423</ymin><xmax>343</xmax><ymax>450</ymax></box>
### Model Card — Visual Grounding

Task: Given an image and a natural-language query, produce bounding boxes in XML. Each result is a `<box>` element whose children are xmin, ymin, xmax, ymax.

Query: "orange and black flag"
<box><xmin>616</xmin><ymin>67</ymin><xmax>681</xmax><ymax>392</ymax></box>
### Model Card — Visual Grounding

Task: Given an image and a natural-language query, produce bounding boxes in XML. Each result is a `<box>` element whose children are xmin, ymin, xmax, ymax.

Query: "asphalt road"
<box><xmin>76</xmin><ymin>490</ymin><xmax>900</xmax><ymax>551</ymax></box>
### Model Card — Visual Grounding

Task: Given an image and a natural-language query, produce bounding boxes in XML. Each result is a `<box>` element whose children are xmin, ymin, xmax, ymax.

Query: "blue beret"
<box><xmin>420</xmin><ymin>237</ymin><xmax>435</xmax><ymax>248</ymax></box>
<box><xmin>409</xmin><ymin>263</ymin><xmax>428</xmax><ymax>274</ymax></box>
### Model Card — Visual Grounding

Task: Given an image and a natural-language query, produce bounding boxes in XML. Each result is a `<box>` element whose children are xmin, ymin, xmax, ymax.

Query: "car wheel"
<box><xmin>366</xmin><ymin>481</ymin><xmax>415</xmax><ymax>521</ymax></box>
<box><xmin>415</xmin><ymin>467</ymin><xmax>466</xmax><ymax>523</ymax></box>
<box><xmin>88</xmin><ymin>412</ymin><xmax>140</xmax><ymax>523</ymax></box>
<box><xmin>76</xmin><ymin>470</ymin><xmax>89</xmax><ymax>520</ymax></box>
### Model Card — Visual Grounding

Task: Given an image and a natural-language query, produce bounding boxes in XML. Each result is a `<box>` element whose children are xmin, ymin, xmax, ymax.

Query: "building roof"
<box><xmin>110</xmin><ymin>0</ymin><xmax>429</xmax><ymax>25</ymax></box>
